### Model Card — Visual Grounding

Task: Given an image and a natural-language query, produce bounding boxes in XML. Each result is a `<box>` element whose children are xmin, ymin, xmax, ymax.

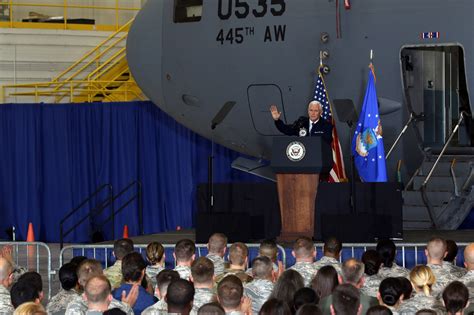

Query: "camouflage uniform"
<box><xmin>174</xmin><ymin>265</ymin><xmax>192</xmax><ymax>280</ymax></box>
<box><xmin>190</xmin><ymin>287</ymin><xmax>215</xmax><ymax>314</ymax></box>
<box><xmin>442</xmin><ymin>261</ymin><xmax>467</xmax><ymax>278</ymax></box>
<box><xmin>378</xmin><ymin>263</ymin><xmax>409</xmax><ymax>279</ymax></box>
<box><xmin>47</xmin><ymin>288</ymin><xmax>80</xmax><ymax>314</ymax></box>
<box><xmin>313</xmin><ymin>256</ymin><xmax>342</xmax><ymax>275</ymax></box>
<box><xmin>398</xmin><ymin>292</ymin><xmax>444</xmax><ymax>315</ymax></box>
<box><xmin>0</xmin><ymin>285</ymin><xmax>14</xmax><ymax>314</ymax></box>
<box><xmin>244</xmin><ymin>279</ymin><xmax>274</xmax><ymax>314</ymax></box>
<box><xmin>215</xmin><ymin>268</ymin><xmax>253</xmax><ymax>285</ymax></box>
<box><xmin>142</xmin><ymin>299</ymin><xmax>167</xmax><ymax>315</ymax></box>
<box><xmin>427</xmin><ymin>263</ymin><xmax>460</xmax><ymax>296</ymax></box>
<box><xmin>11</xmin><ymin>265</ymin><xmax>27</xmax><ymax>284</ymax></box>
<box><xmin>145</xmin><ymin>265</ymin><xmax>165</xmax><ymax>289</ymax></box>
<box><xmin>206</xmin><ymin>254</ymin><xmax>226</xmax><ymax>276</ymax></box>
<box><xmin>360</xmin><ymin>273</ymin><xmax>383</xmax><ymax>298</ymax></box>
<box><xmin>459</xmin><ymin>269</ymin><xmax>474</xmax><ymax>304</ymax></box>
<box><xmin>65</xmin><ymin>294</ymin><xmax>133</xmax><ymax>315</ymax></box>
<box><xmin>104</xmin><ymin>260</ymin><xmax>123</xmax><ymax>290</ymax></box>
<box><xmin>290</xmin><ymin>262</ymin><xmax>318</xmax><ymax>286</ymax></box>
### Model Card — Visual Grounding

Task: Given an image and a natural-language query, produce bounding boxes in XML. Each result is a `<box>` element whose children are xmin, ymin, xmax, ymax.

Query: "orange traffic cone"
<box><xmin>26</xmin><ymin>222</ymin><xmax>35</xmax><ymax>242</ymax></box>
<box><xmin>122</xmin><ymin>225</ymin><xmax>129</xmax><ymax>239</ymax></box>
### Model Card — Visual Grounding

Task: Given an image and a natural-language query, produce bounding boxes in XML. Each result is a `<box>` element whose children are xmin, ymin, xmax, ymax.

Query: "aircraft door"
<box><xmin>247</xmin><ymin>84</ymin><xmax>287</xmax><ymax>136</ymax></box>
<box><xmin>401</xmin><ymin>45</ymin><xmax>471</xmax><ymax>148</ymax></box>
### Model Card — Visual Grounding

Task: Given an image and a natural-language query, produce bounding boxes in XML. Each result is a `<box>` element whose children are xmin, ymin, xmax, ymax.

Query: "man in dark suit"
<box><xmin>270</xmin><ymin>101</ymin><xmax>333</xmax><ymax>143</ymax></box>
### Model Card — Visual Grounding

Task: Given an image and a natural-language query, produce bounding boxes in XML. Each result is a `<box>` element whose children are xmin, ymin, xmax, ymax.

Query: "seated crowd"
<box><xmin>0</xmin><ymin>235</ymin><xmax>473</xmax><ymax>314</ymax></box>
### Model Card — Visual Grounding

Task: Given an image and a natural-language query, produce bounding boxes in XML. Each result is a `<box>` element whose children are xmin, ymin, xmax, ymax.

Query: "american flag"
<box><xmin>313</xmin><ymin>71</ymin><xmax>347</xmax><ymax>182</ymax></box>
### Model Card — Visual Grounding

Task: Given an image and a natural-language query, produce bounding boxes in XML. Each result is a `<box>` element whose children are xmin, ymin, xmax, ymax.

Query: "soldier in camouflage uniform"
<box><xmin>398</xmin><ymin>265</ymin><xmax>444</xmax><ymax>315</ymax></box>
<box><xmin>189</xmin><ymin>257</ymin><xmax>216</xmax><ymax>314</ymax></box>
<box><xmin>217</xmin><ymin>275</ymin><xmax>252</xmax><ymax>314</ymax></box>
<box><xmin>459</xmin><ymin>243</ymin><xmax>474</xmax><ymax>306</ymax></box>
<box><xmin>142</xmin><ymin>269</ymin><xmax>180</xmax><ymax>315</ymax></box>
<box><xmin>0</xmin><ymin>257</ymin><xmax>14</xmax><ymax>314</ymax></box>
<box><xmin>244</xmin><ymin>256</ymin><xmax>274</xmax><ymax>314</ymax></box>
<box><xmin>246</xmin><ymin>239</ymin><xmax>280</xmax><ymax>276</ymax></box>
<box><xmin>313</xmin><ymin>237</ymin><xmax>343</xmax><ymax>275</ymax></box>
<box><xmin>425</xmin><ymin>237</ymin><xmax>460</xmax><ymax>296</ymax></box>
<box><xmin>289</xmin><ymin>237</ymin><xmax>318</xmax><ymax>286</ymax></box>
<box><xmin>47</xmin><ymin>263</ymin><xmax>80</xmax><ymax>314</ymax></box>
<box><xmin>173</xmin><ymin>239</ymin><xmax>196</xmax><ymax>280</ymax></box>
<box><xmin>104</xmin><ymin>238</ymin><xmax>134</xmax><ymax>290</ymax></box>
<box><xmin>360</xmin><ymin>250</ymin><xmax>383</xmax><ymax>298</ymax></box>
<box><xmin>376</xmin><ymin>239</ymin><xmax>409</xmax><ymax>279</ymax></box>
<box><xmin>215</xmin><ymin>243</ymin><xmax>253</xmax><ymax>285</ymax></box>
<box><xmin>145</xmin><ymin>242</ymin><xmax>166</xmax><ymax>290</ymax></box>
<box><xmin>443</xmin><ymin>240</ymin><xmax>467</xmax><ymax>278</ymax></box>
<box><xmin>206</xmin><ymin>233</ymin><xmax>227</xmax><ymax>277</ymax></box>
<box><xmin>65</xmin><ymin>259</ymin><xmax>135</xmax><ymax>315</ymax></box>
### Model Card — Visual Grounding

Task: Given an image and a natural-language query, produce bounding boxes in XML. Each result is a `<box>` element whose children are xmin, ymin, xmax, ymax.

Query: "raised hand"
<box><xmin>121</xmin><ymin>284</ymin><xmax>139</xmax><ymax>307</ymax></box>
<box><xmin>270</xmin><ymin>105</ymin><xmax>281</xmax><ymax>121</ymax></box>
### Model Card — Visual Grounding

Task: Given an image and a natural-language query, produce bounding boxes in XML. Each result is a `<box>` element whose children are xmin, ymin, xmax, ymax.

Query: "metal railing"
<box><xmin>0</xmin><ymin>242</ymin><xmax>52</xmax><ymax>300</ymax></box>
<box><xmin>0</xmin><ymin>0</ymin><xmax>141</xmax><ymax>31</ymax></box>
<box><xmin>386</xmin><ymin>112</ymin><xmax>415</xmax><ymax>159</ymax></box>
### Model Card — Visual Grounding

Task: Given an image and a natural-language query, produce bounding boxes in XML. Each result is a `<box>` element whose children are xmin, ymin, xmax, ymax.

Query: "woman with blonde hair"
<box><xmin>145</xmin><ymin>241</ymin><xmax>166</xmax><ymax>289</ymax></box>
<box><xmin>13</xmin><ymin>302</ymin><xmax>46</xmax><ymax>315</ymax></box>
<box><xmin>398</xmin><ymin>265</ymin><xmax>443</xmax><ymax>314</ymax></box>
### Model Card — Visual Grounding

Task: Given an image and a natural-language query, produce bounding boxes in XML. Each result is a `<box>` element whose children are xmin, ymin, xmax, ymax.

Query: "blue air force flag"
<box><xmin>351</xmin><ymin>67</ymin><xmax>387</xmax><ymax>182</ymax></box>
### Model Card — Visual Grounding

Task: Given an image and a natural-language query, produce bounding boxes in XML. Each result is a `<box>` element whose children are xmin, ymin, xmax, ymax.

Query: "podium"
<box><xmin>271</xmin><ymin>137</ymin><xmax>332</xmax><ymax>241</ymax></box>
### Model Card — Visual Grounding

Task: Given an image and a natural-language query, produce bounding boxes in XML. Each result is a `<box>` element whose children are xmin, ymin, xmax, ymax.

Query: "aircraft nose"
<box><xmin>126</xmin><ymin>1</ymin><xmax>163</xmax><ymax>102</ymax></box>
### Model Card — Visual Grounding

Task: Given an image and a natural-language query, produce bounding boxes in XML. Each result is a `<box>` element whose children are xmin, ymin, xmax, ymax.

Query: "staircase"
<box><xmin>403</xmin><ymin>153</ymin><xmax>474</xmax><ymax>230</ymax></box>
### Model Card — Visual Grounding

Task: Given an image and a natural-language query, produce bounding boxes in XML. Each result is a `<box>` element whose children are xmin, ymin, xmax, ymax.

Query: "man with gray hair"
<box><xmin>0</xmin><ymin>257</ymin><xmax>14</xmax><ymax>313</ymax></box>
<box><xmin>425</xmin><ymin>237</ymin><xmax>460</xmax><ymax>296</ymax></box>
<box><xmin>270</xmin><ymin>101</ymin><xmax>333</xmax><ymax>142</ymax></box>
<box><xmin>320</xmin><ymin>258</ymin><xmax>378</xmax><ymax>314</ymax></box>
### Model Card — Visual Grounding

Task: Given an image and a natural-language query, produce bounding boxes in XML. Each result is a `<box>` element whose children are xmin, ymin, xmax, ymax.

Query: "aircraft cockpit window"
<box><xmin>174</xmin><ymin>0</ymin><xmax>203</xmax><ymax>23</ymax></box>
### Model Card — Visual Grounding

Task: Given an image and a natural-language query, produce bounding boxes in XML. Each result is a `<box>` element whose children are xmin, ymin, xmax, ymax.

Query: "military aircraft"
<box><xmin>127</xmin><ymin>0</ymin><xmax>474</xmax><ymax>230</ymax></box>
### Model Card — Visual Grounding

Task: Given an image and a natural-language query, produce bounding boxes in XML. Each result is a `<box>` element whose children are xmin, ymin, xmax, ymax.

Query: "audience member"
<box><xmin>190</xmin><ymin>257</ymin><xmax>216</xmax><ymax>313</ymax></box>
<box><xmin>397</xmin><ymin>277</ymin><xmax>413</xmax><ymax>301</ymax></box>
<box><xmin>330</xmin><ymin>284</ymin><xmax>361</xmax><ymax>315</ymax></box>
<box><xmin>295</xmin><ymin>303</ymin><xmax>322</xmax><ymax>315</ymax></box>
<box><xmin>320</xmin><ymin>258</ymin><xmax>378</xmax><ymax>314</ymax></box>
<box><xmin>216</xmin><ymin>242</ymin><xmax>252</xmax><ymax>284</ymax></box>
<box><xmin>311</xmin><ymin>265</ymin><xmax>338</xmax><ymax>301</ymax></box>
<box><xmin>17</xmin><ymin>271</ymin><xmax>43</xmax><ymax>302</ymax></box>
<box><xmin>376</xmin><ymin>240</ymin><xmax>409</xmax><ymax>279</ymax></box>
<box><xmin>442</xmin><ymin>281</ymin><xmax>469</xmax><ymax>315</ymax></box>
<box><xmin>217</xmin><ymin>275</ymin><xmax>250</xmax><ymax>314</ymax></box>
<box><xmin>314</xmin><ymin>237</ymin><xmax>343</xmax><ymax>274</ymax></box>
<box><xmin>84</xmin><ymin>275</ymin><xmax>113</xmax><ymax>312</ymax></box>
<box><xmin>166</xmin><ymin>279</ymin><xmax>195</xmax><ymax>315</ymax></box>
<box><xmin>198</xmin><ymin>302</ymin><xmax>225</xmax><ymax>315</ymax></box>
<box><xmin>377</xmin><ymin>278</ymin><xmax>403</xmax><ymax>314</ymax></box>
<box><xmin>361</xmin><ymin>250</ymin><xmax>383</xmax><ymax>297</ymax></box>
<box><xmin>444</xmin><ymin>240</ymin><xmax>466</xmax><ymax>278</ymax></box>
<box><xmin>366</xmin><ymin>305</ymin><xmax>393</xmax><ymax>315</ymax></box>
<box><xmin>47</xmin><ymin>262</ymin><xmax>80</xmax><ymax>314</ymax></box>
<box><xmin>459</xmin><ymin>243</ymin><xmax>474</xmax><ymax>306</ymax></box>
<box><xmin>142</xmin><ymin>269</ymin><xmax>180</xmax><ymax>314</ymax></box>
<box><xmin>104</xmin><ymin>238</ymin><xmax>134</xmax><ymax>289</ymax></box>
<box><xmin>398</xmin><ymin>265</ymin><xmax>443</xmax><ymax>314</ymax></box>
<box><xmin>269</xmin><ymin>269</ymin><xmax>304</xmax><ymax>311</ymax></box>
<box><xmin>293</xmin><ymin>287</ymin><xmax>319</xmax><ymax>312</ymax></box>
<box><xmin>112</xmin><ymin>252</ymin><xmax>156</xmax><ymax>314</ymax></box>
<box><xmin>290</xmin><ymin>237</ymin><xmax>318</xmax><ymax>286</ymax></box>
<box><xmin>13</xmin><ymin>301</ymin><xmax>46</xmax><ymax>315</ymax></box>
<box><xmin>206</xmin><ymin>233</ymin><xmax>228</xmax><ymax>276</ymax></box>
<box><xmin>0</xmin><ymin>257</ymin><xmax>14</xmax><ymax>313</ymax></box>
<box><xmin>145</xmin><ymin>242</ymin><xmax>165</xmax><ymax>289</ymax></box>
<box><xmin>174</xmin><ymin>239</ymin><xmax>196</xmax><ymax>280</ymax></box>
<box><xmin>244</xmin><ymin>256</ymin><xmax>275</xmax><ymax>314</ymax></box>
<box><xmin>259</xmin><ymin>298</ymin><xmax>292</xmax><ymax>315</ymax></box>
<box><xmin>10</xmin><ymin>280</ymin><xmax>40</xmax><ymax>308</ymax></box>
<box><xmin>247</xmin><ymin>239</ymin><xmax>280</xmax><ymax>276</ymax></box>
<box><xmin>65</xmin><ymin>259</ymin><xmax>136</xmax><ymax>315</ymax></box>
<box><xmin>425</xmin><ymin>237</ymin><xmax>460</xmax><ymax>295</ymax></box>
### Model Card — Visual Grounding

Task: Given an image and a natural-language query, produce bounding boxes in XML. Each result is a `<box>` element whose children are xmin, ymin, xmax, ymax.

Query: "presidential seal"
<box><xmin>286</xmin><ymin>141</ymin><xmax>306</xmax><ymax>162</ymax></box>
<box><xmin>299</xmin><ymin>128</ymin><xmax>308</xmax><ymax>137</ymax></box>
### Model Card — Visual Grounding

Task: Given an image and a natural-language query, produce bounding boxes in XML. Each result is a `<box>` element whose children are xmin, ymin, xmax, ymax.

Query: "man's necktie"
<box><xmin>311</xmin><ymin>122</ymin><xmax>316</xmax><ymax>135</ymax></box>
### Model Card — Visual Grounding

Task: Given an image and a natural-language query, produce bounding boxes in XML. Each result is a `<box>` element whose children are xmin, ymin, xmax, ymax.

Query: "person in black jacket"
<box><xmin>270</xmin><ymin>101</ymin><xmax>333</xmax><ymax>143</ymax></box>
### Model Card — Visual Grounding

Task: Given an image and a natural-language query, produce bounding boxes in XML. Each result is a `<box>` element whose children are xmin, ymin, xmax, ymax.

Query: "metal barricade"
<box><xmin>0</xmin><ymin>242</ymin><xmax>52</xmax><ymax>300</ymax></box>
<box><xmin>60</xmin><ymin>243</ymin><xmax>287</xmax><ymax>270</ymax></box>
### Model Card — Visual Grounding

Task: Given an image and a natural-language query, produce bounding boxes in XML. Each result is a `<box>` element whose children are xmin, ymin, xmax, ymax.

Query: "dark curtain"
<box><xmin>0</xmin><ymin>101</ymin><xmax>264</xmax><ymax>243</ymax></box>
